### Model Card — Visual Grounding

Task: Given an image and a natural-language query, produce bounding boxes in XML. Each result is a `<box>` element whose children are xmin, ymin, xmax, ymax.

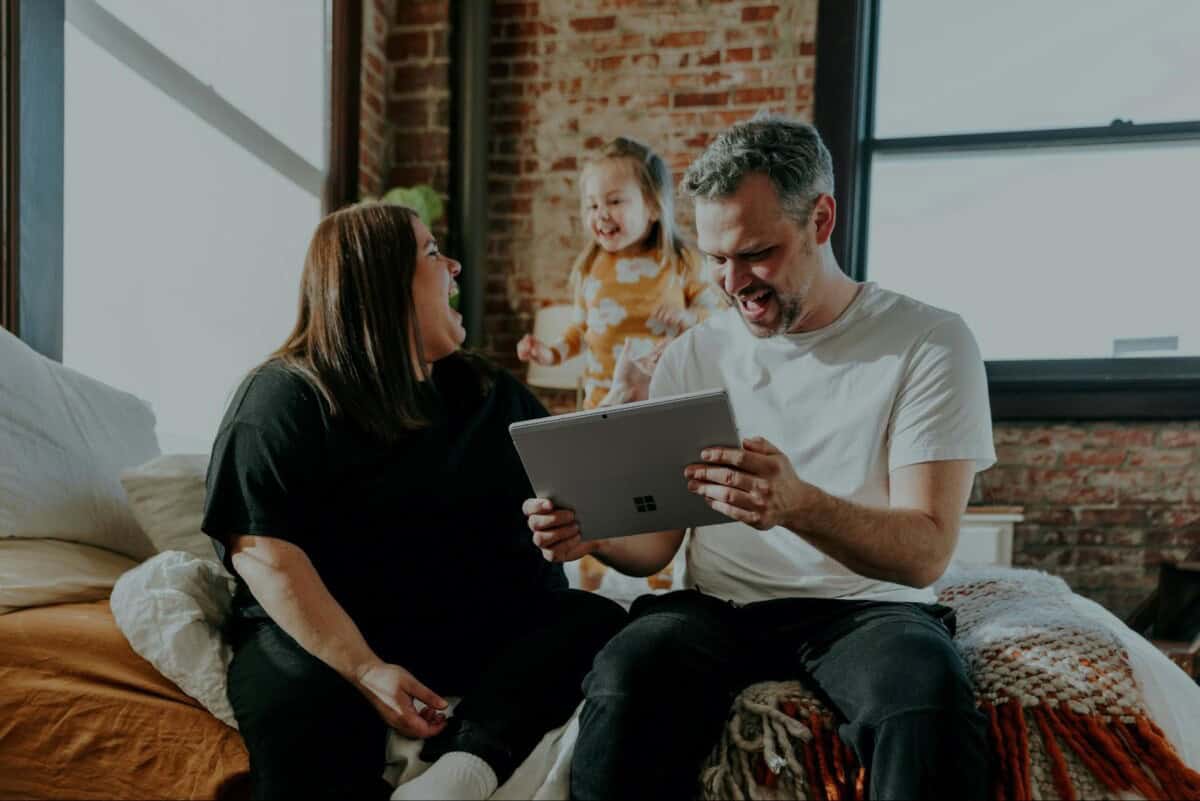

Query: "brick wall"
<box><xmin>358</xmin><ymin>0</ymin><xmax>394</xmax><ymax>198</ymax></box>
<box><xmin>381</xmin><ymin>0</ymin><xmax>452</xmax><ymax>242</ymax></box>
<box><xmin>976</xmin><ymin>422</ymin><xmax>1200</xmax><ymax>618</ymax></box>
<box><xmin>485</xmin><ymin>0</ymin><xmax>817</xmax><ymax>387</ymax></box>
<box><xmin>372</xmin><ymin>0</ymin><xmax>1199</xmax><ymax>619</ymax></box>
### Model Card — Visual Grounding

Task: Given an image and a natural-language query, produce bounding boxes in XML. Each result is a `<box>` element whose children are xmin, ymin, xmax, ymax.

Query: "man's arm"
<box><xmin>685</xmin><ymin>437</ymin><xmax>975</xmax><ymax>588</ymax></box>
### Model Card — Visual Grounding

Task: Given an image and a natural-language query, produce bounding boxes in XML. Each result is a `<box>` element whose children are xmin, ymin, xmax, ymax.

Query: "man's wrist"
<box><xmin>784</xmin><ymin>480</ymin><xmax>830</xmax><ymax>537</ymax></box>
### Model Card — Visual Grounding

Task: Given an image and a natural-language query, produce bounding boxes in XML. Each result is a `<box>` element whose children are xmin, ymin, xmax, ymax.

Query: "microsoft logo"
<box><xmin>633</xmin><ymin>495</ymin><xmax>657</xmax><ymax>513</ymax></box>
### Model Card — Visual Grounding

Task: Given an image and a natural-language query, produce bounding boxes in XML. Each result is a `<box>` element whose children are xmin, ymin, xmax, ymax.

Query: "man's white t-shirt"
<box><xmin>649</xmin><ymin>282</ymin><xmax>996</xmax><ymax>606</ymax></box>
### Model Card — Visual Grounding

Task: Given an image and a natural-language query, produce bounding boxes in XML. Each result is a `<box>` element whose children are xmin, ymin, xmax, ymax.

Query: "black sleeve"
<box><xmin>504</xmin><ymin>368</ymin><xmax>551</xmax><ymax>423</ymax></box>
<box><xmin>201</xmin><ymin>369</ymin><xmax>325</xmax><ymax>569</ymax></box>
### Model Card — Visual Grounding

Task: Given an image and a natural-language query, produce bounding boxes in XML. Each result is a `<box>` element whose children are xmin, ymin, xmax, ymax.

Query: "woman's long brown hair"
<box><xmin>268</xmin><ymin>203</ymin><xmax>437</xmax><ymax>442</ymax></box>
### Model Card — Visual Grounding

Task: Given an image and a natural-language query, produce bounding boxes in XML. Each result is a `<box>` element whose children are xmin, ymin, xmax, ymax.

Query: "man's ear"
<box><xmin>812</xmin><ymin>194</ymin><xmax>837</xmax><ymax>246</ymax></box>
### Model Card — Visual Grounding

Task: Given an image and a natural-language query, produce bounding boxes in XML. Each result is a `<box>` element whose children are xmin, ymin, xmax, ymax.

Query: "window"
<box><xmin>816</xmin><ymin>0</ymin><xmax>1200</xmax><ymax>418</ymax></box>
<box><xmin>62</xmin><ymin>0</ymin><xmax>330</xmax><ymax>451</ymax></box>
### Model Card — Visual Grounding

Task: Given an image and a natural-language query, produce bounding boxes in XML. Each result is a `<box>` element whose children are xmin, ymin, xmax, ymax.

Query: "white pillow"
<box><xmin>0</xmin><ymin>327</ymin><xmax>160</xmax><ymax>559</ymax></box>
<box><xmin>0</xmin><ymin>538</ymin><xmax>140</xmax><ymax>614</ymax></box>
<box><xmin>120</xmin><ymin>454</ymin><xmax>219</xmax><ymax>564</ymax></box>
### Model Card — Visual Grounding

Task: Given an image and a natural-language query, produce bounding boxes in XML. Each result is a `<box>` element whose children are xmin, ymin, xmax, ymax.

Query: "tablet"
<box><xmin>509</xmin><ymin>388</ymin><xmax>741</xmax><ymax>540</ymax></box>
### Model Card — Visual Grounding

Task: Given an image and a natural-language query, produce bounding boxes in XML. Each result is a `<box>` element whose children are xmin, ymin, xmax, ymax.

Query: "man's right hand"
<box><xmin>517</xmin><ymin>334</ymin><xmax>558</xmax><ymax>366</ymax></box>
<box><xmin>524</xmin><ymin>498</ymin><xmax>601</xmax><ymax>563</ymax></box>
<box><xmin>354</xmin><ymin>660</ymin><xmax>449</xmax><ymax>739</ymax></box>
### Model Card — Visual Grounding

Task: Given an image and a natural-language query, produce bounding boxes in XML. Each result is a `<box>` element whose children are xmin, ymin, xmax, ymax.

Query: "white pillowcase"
<box><xmin>0</xmin><ymin>326</ymin><xmax>159</xmax><ymax>559</ymax></box>
<box><xmin>120</xmin><ymin>454</ymin><xmax>220</xmax><ymax>564</ymax></box>
<box><xmin>0</xmin><ymin>538</ymin><xmax>140</xmax><ymax>614</ymax></box>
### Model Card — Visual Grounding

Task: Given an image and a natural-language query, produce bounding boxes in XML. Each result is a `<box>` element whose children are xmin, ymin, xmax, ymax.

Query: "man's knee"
<box><xmin>857</xmin><ymin>625</ymin><xmax>974</xmax><ymax>721</ymax></box>
<box><xmin>584</xmin><ymin>612</ymin><xmax>716</xmax><ymax>700</ymax></box>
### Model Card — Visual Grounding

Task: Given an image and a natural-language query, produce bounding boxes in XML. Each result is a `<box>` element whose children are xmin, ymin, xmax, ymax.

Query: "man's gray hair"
<box><xmin>682</xmin><ymin>114</ymin><xmax>834</xmax><ymax>223</ymax></box>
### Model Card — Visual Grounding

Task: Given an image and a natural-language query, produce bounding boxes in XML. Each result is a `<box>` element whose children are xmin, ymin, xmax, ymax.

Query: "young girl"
<box><xmin>517</xmin><ymin>137</ymin><xmax>722</xmax><ymax>409</ymax></box>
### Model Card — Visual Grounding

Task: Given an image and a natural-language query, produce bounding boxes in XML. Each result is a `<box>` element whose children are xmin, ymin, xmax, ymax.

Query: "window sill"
<box><xmin>987</xmin><ymin>358</ymin><xmax>1200</xmax><ymax>420</ymax></box>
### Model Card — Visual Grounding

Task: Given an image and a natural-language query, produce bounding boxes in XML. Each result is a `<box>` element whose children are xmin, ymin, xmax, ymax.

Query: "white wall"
<box><xmin>63</xmin><ymin>3</ymin><xmax>326</xmax><ymax>453</ymax></box>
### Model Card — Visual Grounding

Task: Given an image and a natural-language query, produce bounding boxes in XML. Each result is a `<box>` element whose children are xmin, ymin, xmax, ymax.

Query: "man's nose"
<box><xmin>723</xmin><ymin>261</ymin><xmax>751</xmax><ymax>296</ymax></box>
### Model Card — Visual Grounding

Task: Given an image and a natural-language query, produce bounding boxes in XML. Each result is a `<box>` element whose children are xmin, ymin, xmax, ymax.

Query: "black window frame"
<box><xmin>815</xmin><ymin>0</ymin><xmax>1200</xmax><ymax>420</ymax></box>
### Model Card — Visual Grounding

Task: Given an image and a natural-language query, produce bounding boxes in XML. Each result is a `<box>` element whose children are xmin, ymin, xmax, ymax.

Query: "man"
<box><xmin>525</xmin><ymin>116</ymin><xmax>995</xmax><ymax>800</ymax></box>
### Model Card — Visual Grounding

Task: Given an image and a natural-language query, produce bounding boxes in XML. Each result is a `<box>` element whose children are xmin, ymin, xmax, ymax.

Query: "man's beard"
<box><xmin>725</xmin><ymin>286</ymin><xmax>805</xmax><ymax>337</ymax></box>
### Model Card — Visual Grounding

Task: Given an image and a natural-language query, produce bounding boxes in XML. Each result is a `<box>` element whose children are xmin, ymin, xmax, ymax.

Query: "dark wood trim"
<box><xmin>448</xmin><ymin>0</ymin><xmax>490</xmax><ymax>349</ymax></box>
<box><xmin>1</xmin><ymin>0</ymin><xmax>17</xmax><ymax>335</ymax></box>
<box><xmin>813</xmin><ymin>0</ymin><xmax>876</xmax><ymax>279</ymax></box>
<box><xmin>325</xmin><ymin>0</ymin><xmax>362</xmax><ymax>214</ymax></box>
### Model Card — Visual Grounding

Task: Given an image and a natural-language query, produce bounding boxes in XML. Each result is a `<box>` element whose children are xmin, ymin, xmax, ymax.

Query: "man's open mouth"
<box><xmin>738</xmin><ymin>286</ymin><xmax>775</xmax><ymax>320</ymax></box>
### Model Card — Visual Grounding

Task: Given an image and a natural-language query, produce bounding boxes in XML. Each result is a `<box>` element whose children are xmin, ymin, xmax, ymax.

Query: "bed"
<box><xmin>0</xmin><ymin>600</ymin><xmax>248</xmax><ymax>801</ymax></box>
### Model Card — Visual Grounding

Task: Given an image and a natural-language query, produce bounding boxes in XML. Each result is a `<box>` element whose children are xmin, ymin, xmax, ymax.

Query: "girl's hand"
<box><xmin>354</xmin><ymin>660</ymin><xmax>450</xmax><ymax>738</ymax></box>
<box><xmin>517</xmin><ymin>334</ymin><xmax>558</xmax><ymax>366</ymax></box>
<box><xmin>649</xmin><ymin>304</ymin><xmax>696</xmax><ymax>337</ymax></box>
<box><xmin>605</xmin><ymin>339</ymin><xmax>669</xmax><ymax>405</ymax></box>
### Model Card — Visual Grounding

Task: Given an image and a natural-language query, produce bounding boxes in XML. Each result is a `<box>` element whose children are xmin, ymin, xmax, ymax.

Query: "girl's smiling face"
<box><xmin>581</xmin><ymin>159</ymin><xmax>657</xmax><ymax>253</ymax></box>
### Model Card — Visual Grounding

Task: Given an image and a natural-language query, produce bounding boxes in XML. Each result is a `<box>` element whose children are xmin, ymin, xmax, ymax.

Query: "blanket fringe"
<box><xmin>704</xmin><ymin>692</ymin><xmax>1200</xmax><ymax>801</ymax></box>
<box><xmin>985</xmin><ymin>699</ymin><xmax>1200</xmax><ymax>801</ymax></box>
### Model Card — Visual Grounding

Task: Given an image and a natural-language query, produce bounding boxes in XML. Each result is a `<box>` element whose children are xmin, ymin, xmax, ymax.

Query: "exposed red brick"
<box><xmin>402</xmin><ymin>0</ymin><xmax>449</xmax><ymax>26</ymax></box>
<box><xmin>653</xmin><ymin>31</ymin><xmax>708</xmax><ymax>48</ymax></box>
<box><xmin>733</xmin><ymin>86</ymin><xmax>787</xmax><ymax>104</ymax></box>
<box><xmin>493</xmin><ymin>2</ymin><xmax>534</xmax><ymax>20</ymax></box>
<box><xmin>493</xmin><ymin>39</ymin><xmax>538</xmax><ymax>59</ymax></box>
<box><xmin>385</xmin><ymin>99</ymin><xmax>430</xmax><ymax>128</ymax></box>
<box><xmin>385</xmin><ymin>30</ymin><xmax>430</xmax><ymax>60</ymax></box>
<box><xmin>742</xmin><ymin>5</ymin><xmax>780</xmax><ymax>22</ymax></box>
<box><xmin>674</xmin><ymin>91</ymin><xmax>729</xmax><ymax>108</ymax></box>
<box><xmin>725</xmin><ymin>47</ymin><xmax>754</xmax><ymax>63</ymax></box>
<box><xmin>1160</xmin><ymin>427</ymin><xmax>1200</xmax><ymax>447</ymax></box>
<box><xmin>392</xmin><ymin>63</ymin><xmax>450</xmax><ymax>94</ymax></box>
<box><xmin>569</xmin><ymin>15</ymin><xmax>616</xmax><ymax>33</ymax></box>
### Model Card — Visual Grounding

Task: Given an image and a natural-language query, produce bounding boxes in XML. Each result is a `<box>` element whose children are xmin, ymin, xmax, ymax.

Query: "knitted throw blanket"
<box><xmin>700</xmin><ymin>567</ymin><xmax>1200</xmax><ymax>801</ymax></box>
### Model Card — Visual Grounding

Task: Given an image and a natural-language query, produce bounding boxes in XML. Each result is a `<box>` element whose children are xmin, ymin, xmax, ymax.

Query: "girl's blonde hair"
<box><xmin>568</xmin><ymin>137</ymin><xmax>700</xmax><ymax>291</ymax></box>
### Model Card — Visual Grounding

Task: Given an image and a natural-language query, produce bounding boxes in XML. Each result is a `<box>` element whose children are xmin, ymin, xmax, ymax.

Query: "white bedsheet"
<box><xmin>111</xmin><ymin>552</ymin><xmax>1200</xmax><ymax>800</ymax></box>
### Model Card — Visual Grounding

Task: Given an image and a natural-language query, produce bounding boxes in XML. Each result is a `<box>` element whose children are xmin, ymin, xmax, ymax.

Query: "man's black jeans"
<box><xmin>571</xmin><ymin>589</ymin><xmax>991</xmax><ymax>800</ymax></box>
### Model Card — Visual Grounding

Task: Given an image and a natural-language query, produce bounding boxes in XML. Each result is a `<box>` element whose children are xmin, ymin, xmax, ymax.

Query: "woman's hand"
<box><xmin>517</xmin><ymin>334</ymin><xmax>558</xmax><ymax>366</ymax></box>
<box><xmin>524</xmin><ymin>498</ymin><xmax>601</xmax><ymax>563</ymax></box>
<box><xmin>354</xmin><ymin>660</ymin><xmax>450</xmax><ymax>738</ymax></box>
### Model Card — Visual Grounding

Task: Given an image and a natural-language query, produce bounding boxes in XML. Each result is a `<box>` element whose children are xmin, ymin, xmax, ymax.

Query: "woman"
<box><xmin>201</xmin><ymin>204</ymin><xmax>626</xmax><ymax>800</ymax></box>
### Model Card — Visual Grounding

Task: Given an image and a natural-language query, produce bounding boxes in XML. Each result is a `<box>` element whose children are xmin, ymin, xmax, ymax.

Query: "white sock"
<box><xmin>390</xmin><ymin>751</ymin><xmax>499</xmax><ymax>801</ymax></box>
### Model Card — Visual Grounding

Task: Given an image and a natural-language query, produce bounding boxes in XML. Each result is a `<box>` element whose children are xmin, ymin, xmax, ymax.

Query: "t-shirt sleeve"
<box><xmin>888</xmin><ymin>316</ymin><xmax>996</xmax><ymax>473</ymax></box>
<box><xmin>201</xmin><ymin>376</ymin><xmax>325</xmax><ymax>568</ymax></box>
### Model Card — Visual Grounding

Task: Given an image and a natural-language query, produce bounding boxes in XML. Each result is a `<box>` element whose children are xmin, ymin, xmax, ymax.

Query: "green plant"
<box><xmin>380</xmin><ymin>184</ymin><xmax>444</xmax><ymax>228</ymax></box>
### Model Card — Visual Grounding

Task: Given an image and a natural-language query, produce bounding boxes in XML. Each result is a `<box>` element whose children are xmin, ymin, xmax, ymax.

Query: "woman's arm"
<box><xmin>230</xmin><ymin>534</ymin><xmax>448</xmax><ymax>737</ymax></box>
